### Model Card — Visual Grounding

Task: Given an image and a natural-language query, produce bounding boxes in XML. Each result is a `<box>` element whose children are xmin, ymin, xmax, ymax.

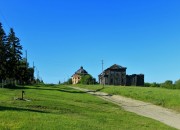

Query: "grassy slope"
<box><xmin>0</xmin><ymin>85</ymin><xmax>176</xmax><ymax>130</ymax></box>
<box><xmin>74</xmin><ymin>85</ymin><xmax>180</xmax><ymax>112</ymax></box>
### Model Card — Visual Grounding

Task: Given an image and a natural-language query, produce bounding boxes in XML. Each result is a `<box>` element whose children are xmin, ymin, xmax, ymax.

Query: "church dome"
<box><xmin>75</xmin><ymin>66</ymin><xmax>88</xmax><ymax>75</ymax></box>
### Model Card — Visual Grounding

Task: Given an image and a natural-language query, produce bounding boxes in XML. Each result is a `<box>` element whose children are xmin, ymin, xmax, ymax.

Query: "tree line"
<box><xmin>0</xmin><ymin>22</ymin><xmax>34</xmax><ymax>87</ymax></box>
<box><xmin>145</xmin><ymin>79</ymin><xmax>180</xmax><ymax>89</ymax></box>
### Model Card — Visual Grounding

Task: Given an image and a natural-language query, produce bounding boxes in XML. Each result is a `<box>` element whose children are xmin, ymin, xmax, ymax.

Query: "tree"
<box><xmin>160</xmin><ymin>80</ymin><xmax>174</xmax><ymax>89</ymax></box>
<box><xmin>175</xmin><ymin>79</ymin><xmax>180</xmax><ymax>89</ymax></box>
<box><xmin>63</xmin><ymin>78</ymin><xmax>72</xmax><ymax>85</ymax></box>
<box><xmin>0</xmin><ymin>23</ymin><xmax>7</xmax><ymax>81</ymax></box>
<box><xmin>79</xmin><ymin>74</ymin><xmax>96</xmax><ymax>85</ymax></box>
<box><xmin>16</xmin><ymin>58</ymin><xmax>34</xmax><ymax>84</ymax></box>
<box><xmin>0</xmin><ymin>23</ymin><xmax>35</xmax><ymax>86</ymax></box>
<box><xmin>150</xmin><ymin>82</ymin><xmax>160</xmax><ymax>87</ymax></box>
<box><xmin>6</xmin><ymin>28</ymin><xmax>23</xmax><ymax>84</ymax></box>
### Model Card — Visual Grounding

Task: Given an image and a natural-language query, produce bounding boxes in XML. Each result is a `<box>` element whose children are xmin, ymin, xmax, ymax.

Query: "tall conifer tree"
<box><xmin>0</xmin><ymin>23</ymin><xmax>7</xmax><ymax>80</ymax></box>
<box><xmin>6</xmin><ymin>28</ymin><xmax>22</xmax><ymax>82</ymax></box>
<box><xmin>0</xmin><ymin>23</ymin><xmax>34</xmax><ymax>85</ymax></box>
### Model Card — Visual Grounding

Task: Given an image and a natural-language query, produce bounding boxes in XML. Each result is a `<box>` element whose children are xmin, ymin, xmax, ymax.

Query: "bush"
<box><xmin>175</xmin><ymin>79</ymin><xmax>180</xmax><ymax>89</ymax></box>
<box><xmin>160</xmin><ymin>80</ymin><xmax>175</xmax><ymax>89</ymax></box>
<box><xmin>79</xmin><ymin>74</ymin><xmax>96</xmax><ymax>85</ymax></box>
<box><xmin>63</xmin><ymin>78</ymin><xmax>72</xmax><ymax>85</ymax></box>
<box><xmin>144</xmin><ymin>82</ymin><xmax>161</xmax><ymax>87</ymax></box>
<box><xmin>150</xmin><ymin>82</ymin><xmax>160</xmax><ymax>87</ymax></box>
<box><xmin>144</xmin><ymin>82</ymin><xmax>151</xmax><ymax>87</ymax></box>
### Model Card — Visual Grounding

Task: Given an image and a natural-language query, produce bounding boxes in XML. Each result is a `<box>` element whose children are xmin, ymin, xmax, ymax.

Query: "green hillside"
<box><xmin>0</xmin><ymin>85</ymin><xmax>176</xmax><ymax>130</ymax></box>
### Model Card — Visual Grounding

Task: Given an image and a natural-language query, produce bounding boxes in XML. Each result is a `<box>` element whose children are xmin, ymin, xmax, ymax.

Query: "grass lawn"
<box><xmin>0</xmin><ymin>85</ymin><xmax>176</xmax><ymax>130</ymax></box>
<box><xmin>74</xmin><ymin>84</ymin><xmax>180</xmax><ymax>112</ymax></box>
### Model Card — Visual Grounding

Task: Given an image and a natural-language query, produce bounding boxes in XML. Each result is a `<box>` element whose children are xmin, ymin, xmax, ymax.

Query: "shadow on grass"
<box><xmin>95</xmin><ymin>86</ymin><xmax>105</xmax><ymax>92</ymax></box>
<box><xmin>3</xmin><ymin>85</ymin><xmax>60</xmax><ymax>91</ymax></box>
<box><xmin>0</xmin><ymin>106</ymin><xmax>49</xmax><ymax>114</ymax></box>
<box><xmin>27</xmin><ymin>87</ymin><xmax>60</xmax><ymax>91</ymax></box>
<box><xmin>59</xmin><ymin>88</ymin><xmax>86</xmax><ymax>94</ymax></box>
<box><xmin>27</xmin><ymin>86</ymin><xmax>80</xmax><ymax>93</ymax></box>
<box><xmin>3</xmin><ymin>84</ymin><xmax>86</xmax><ymax>95</ymax></box>
<box><xmin>3</xmin><ymin>84</ymin><xmax>58</xmax><ymax>90</ymax></box>
<box><xmin>3</xmin><ymin>85</ymin><xmax>27</xmax><ymax>89</ymax></box>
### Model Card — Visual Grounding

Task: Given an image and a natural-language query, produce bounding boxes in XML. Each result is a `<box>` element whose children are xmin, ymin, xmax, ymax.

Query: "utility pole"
<box><xmin>33</xmin><ymin>62</ymin><xmax>35</xmax><ymax>69</ymax></box>
<box><xmin>102</xmin><ymin>60</ymin><xmax>104</xmax><ymax>86</ymax></box>
<box><xmin>33</xmin><ymin>62</ymin><xmax>35</xmax><ymax>73</ymax></box>
<box><xmin>102</xmin><ymin>60</ymin><xmax>104</xmax><ymax>73</ymax></box>
<box><xmin>37</xmin><ymin>70</ymin><xmax>39</xmax><ymax>81</ymax></box>
<box><xmin>36</xmin><ymin>67</ymin><xmax>40</xmax><ymax>84</ymax></box>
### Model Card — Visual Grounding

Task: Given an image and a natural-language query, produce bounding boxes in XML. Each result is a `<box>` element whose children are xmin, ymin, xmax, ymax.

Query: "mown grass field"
<box><xmin>0</xmin><ymin>85</ymin><xmax>176</xmax><ymax>130</ymax></box>
<box><xmin>74</xmin><ymin>84</ymin><xmax>180</xmax><ymax>112</ymax></box>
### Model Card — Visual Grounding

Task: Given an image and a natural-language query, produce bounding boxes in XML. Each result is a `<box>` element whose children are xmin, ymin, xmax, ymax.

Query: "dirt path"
<box><xmin>70</xmin><ymin>86</ymin><xmax>180</xmax><ymax>130</ymax></box>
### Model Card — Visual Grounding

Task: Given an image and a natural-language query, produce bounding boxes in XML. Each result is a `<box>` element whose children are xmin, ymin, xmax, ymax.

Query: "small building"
<box><xmin>72</xmin><ymin>66</ymin><xmax>88</xmax><ymax>84</ymax></box>
<box><xmin>99</xmin><ymin>64</ymin><xmax>127</xmax><ymax>85</ymax></box>
<box><xmin>99</xmin><ymin>64</ymin><xmax>144</xmax><ymax>86</ymax></box>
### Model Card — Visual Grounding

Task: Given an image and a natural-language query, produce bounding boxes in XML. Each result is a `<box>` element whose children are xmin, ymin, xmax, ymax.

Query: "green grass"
<box><xmin>74</xmin><ymin>84</ymin><xmax>180</xmax><ymax>112</ymax></box>
<box><xmin>0</xmin><ymin>85</ymin><xmax>176</xmax><ymax>130</ymax></box>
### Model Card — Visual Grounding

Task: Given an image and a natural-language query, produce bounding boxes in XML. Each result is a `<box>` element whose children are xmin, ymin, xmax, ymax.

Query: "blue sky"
<box><xmin>0</xmin><ymin>0</ymin><xmax>180</xmax><ymax>83</ymax></box>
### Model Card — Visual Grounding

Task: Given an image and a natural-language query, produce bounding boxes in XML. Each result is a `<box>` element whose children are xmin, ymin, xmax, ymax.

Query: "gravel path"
<box><xmin>70</xmin><ymin>86</ymin><xmax>180</xmax><ymax>130</ymax></box>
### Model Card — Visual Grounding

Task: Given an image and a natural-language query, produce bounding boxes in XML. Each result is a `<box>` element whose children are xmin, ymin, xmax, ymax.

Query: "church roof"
<box><xmin>108</xmin><ymin>64</ymin><xmax>127</xmax><ymax>70</ymax></box>
<box><xmin>75</xmin><ymin>66</ymin><xmax>88</xmax><ymax>75</ymax></box>
<box><xmin>99</xmin><ymin>64</ymin><xmax>126</xmax><ymax>76</ymax></box>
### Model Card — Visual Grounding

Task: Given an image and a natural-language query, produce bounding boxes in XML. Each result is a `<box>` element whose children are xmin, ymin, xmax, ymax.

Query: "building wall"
<box><xmin>136</xmin><ymin>74</ymin><xmax>144</xmax><ymax>86</ymax></box>
<box><xmin>107</xmin><ymin>70</ymin><xmax>126</xmax><ymax>85</ymax></box>
<box><xmin>126</xmin><ymin>74</ymin><xmax>144</xmax><ymax>86</ymax></box>
<box><xmin>72</xmin><ymin>74</ymin><xmax>81</xmax><ymax>84</ymax></box>
<box><xmin>99</xmin><ymin>65</ymin><xmax>144</xmax><ymax>86</ymax></box>
<box><xmin>99</xmin><ymin>69</ymin><xmax>126</xmax><ymax>86</ymax></box>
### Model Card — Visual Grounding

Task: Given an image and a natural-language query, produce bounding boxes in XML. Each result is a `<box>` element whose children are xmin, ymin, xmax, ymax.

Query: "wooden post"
<box><xmin>22</xmin><ymin>91</ymin><xmax>25</xmax><ymax>100</ymax></box>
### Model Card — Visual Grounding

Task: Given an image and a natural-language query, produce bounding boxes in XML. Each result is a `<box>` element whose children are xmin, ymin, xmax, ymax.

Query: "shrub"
<box><xmin>160</xmin><ymin>80</ymin><xmax>175</xmax><ymax>89</ymax></box>
<box><xmin>144</xmin><ymin>82</ymin><xmax>151</xmax><ymax>87</ymax></box>
<box><xmin>175</xmin><ymin>79</ymin><xmax>180</xmax><ymax>89</ymax></box>
<box><xmin>144</xmin><ymin>82</ymin><xmax>161</xmax><ymax>87</ymax></box>
<box><xmin>150</xmin><ymin>82</ymin><xmax>160</xmax><ymax>87</ymax></box>
<box><xmin>79</xmin><ymin>74</ymin><xmax>96</xmax><ymax>85</ymax></box>
<box><xmin>63</xmin><ymin>78</ymin><xmax>72</xmax><ymax>85</ymax></box>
